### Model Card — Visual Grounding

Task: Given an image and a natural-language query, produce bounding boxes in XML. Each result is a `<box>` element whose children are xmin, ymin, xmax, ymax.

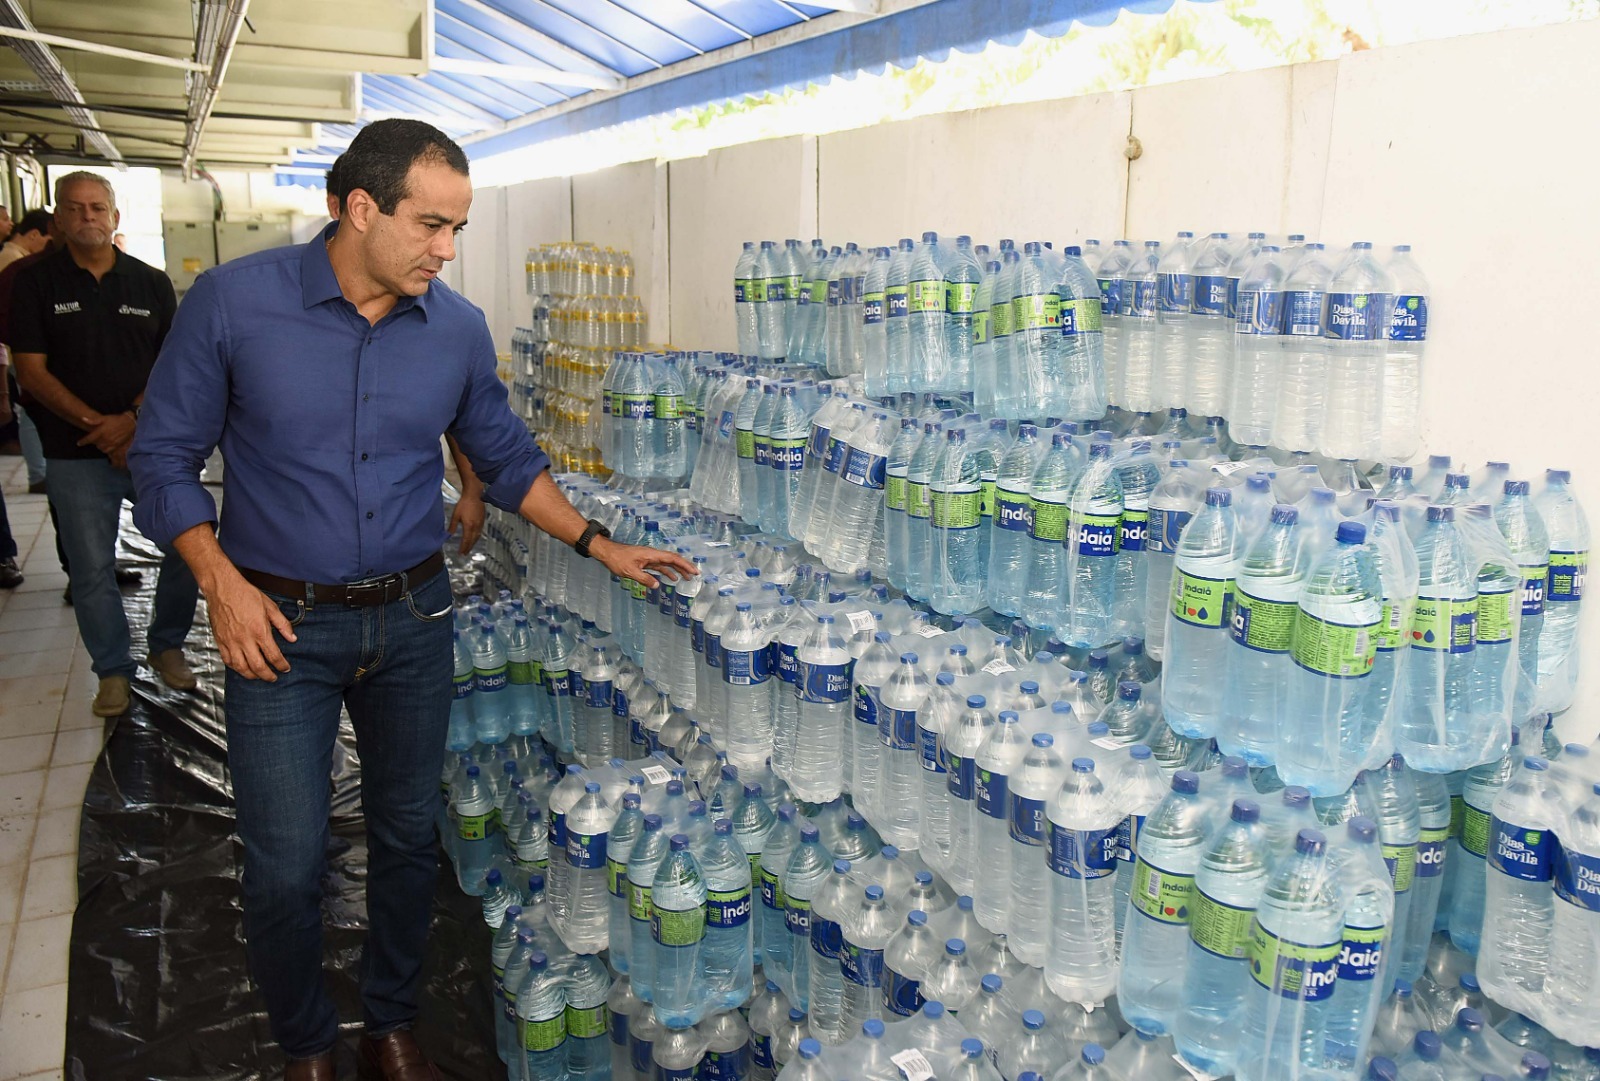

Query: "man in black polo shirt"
<box><xmin>13</xmin><ymin>171</ymin><xmax>198</xmax><ymax>717</ymax></box>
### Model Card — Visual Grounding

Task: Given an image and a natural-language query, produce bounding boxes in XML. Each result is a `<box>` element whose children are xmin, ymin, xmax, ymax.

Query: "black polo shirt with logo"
<box><xmin>10</xmin><ymin>246</ymin><xmax>176</xmax><ymax>460</ymax></box>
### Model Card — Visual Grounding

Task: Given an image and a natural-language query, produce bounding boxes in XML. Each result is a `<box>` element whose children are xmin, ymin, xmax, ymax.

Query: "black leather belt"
<box><xmin>238</xmin><ymin>551</ymin><xmax>445</xmax><ymax>607</ymax></box>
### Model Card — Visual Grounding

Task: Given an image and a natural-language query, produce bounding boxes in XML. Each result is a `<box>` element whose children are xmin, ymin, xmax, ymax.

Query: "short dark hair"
<box><xmin>329</xmin><ymin>119</ymin><xmax>469</xmax><ymax>216</ymax></box>
<box><xmin>14</xmin><ymin>209</ymin><xmax>50</xmax><ymax>237</ymax></box>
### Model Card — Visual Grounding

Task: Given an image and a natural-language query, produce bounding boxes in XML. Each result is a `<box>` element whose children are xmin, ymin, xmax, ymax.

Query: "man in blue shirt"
<box><xmin>129</xmin><ymin>120</ymin><xmax>691</xmax><ymax>1081</ymax></box>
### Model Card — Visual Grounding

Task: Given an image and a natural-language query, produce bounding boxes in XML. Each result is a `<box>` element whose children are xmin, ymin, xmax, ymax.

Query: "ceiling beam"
<box><xmin>794</xmin><ymin>0</ymin><xmax>882</xmax><ymax>11</ymax></box>
<box><xmin>0</xmin><ymin>25</ymin><xmax>209</xmax><ymax>71</ymax></box>
<box><xmin>428</xmin><ymin>54</ymin><xmax>618</xmax><ymax>90</ymax></box>
<box><xmin>183</xmin><ymin>0</ymin><xmax>252</xmax><ymax>173</ymax></box>
<box><xmin>0</xmin><ymin>0</ymin><xmax>119</xmax><ymax>161</ymax></box>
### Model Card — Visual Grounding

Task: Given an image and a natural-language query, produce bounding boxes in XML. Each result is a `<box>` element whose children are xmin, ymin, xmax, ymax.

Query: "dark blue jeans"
<box><xmin>224</xmin><ymin>570</ymin><xmax>454</xmax><ymax>1059</ymax></box>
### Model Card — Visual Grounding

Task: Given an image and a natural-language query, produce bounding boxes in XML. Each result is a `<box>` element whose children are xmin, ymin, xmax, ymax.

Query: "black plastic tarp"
<box><xmin>65</xmin><ymin>521</ymin><xmax>504</xmax><ymax>1080</ymax></box>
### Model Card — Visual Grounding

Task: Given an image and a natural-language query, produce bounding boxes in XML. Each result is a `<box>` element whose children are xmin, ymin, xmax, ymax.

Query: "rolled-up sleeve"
<box><xmin>128</xmin><ymin>272</ymin><xmax>228</xmax><ymax>550</ymax></box>
<box><xmin>448</xmin><ymin>318</ymin><xmax>549</xmax><ymax>513</ymax></box>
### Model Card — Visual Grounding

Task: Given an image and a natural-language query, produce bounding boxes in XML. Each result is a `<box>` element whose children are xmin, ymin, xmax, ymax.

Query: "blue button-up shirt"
<box><xmin>130</xmin><ymin>221</ymin><xmax>548</xmax><ymax>583</ymax></box>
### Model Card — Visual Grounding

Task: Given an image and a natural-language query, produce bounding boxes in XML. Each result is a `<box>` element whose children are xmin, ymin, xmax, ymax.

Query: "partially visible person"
<box><xmin>112</xmin><ymin>231</ymin><xmax>126</xmax><ymax>252</ymax></box>
<box><xmin>12</xmin><ymin>171</ymin><xmax>197</xmax><ymax>717</ymax></box>
<box><xmin>0</xmin><ymin>352</ymin><xmax>21</xmax><ymax>588</ymax></box>
<box><xmin>0</xmin><ymin>203</ymin><xmax>15</xmax><ymax>242</ymax></box>
<box><xmin>0</xmin><ymin>209</ymin><xmax>50</xmax><ymax>273</ymax></box>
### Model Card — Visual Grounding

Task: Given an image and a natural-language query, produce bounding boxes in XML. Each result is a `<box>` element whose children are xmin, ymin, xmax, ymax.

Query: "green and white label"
<box><xmin>1477</xmin><ymin>588</ymin><xmax>1515</xmax><ymax>646</ymax></box>
<box><xmin>522</xmin><ymin>1013</ymin><xmax>567</xmax><ymax>1053</ymax></box>
<box><xmin>907</xmin><ymin>481</ymin><xmax>932</xmax><ymax>521</ymax></box>
<box><xmin>886</xmin><ymin>474</ymin><xmax>908</xmax><ymax>512</ymax></box>
<box><xmin>1130</xmin><ymin>858</ymin><xmax>1194</xmax><ymax>925</ymax></box>
<box><xmin>945</xmin><ymin>281</ymin><xmax>976</xmax><ymax>314</ymax></box>
<box><xmin>930</xmin><ymin>487</ymin><xmax>982</xmax><ymax>530</ymax></box>
<box><xmin>1171</xmin><ymin>571</ymin><xmax>1233</xmax><ymax>629</ymax></box>
<box><xmin>909</xmin><ymin>279</ymin><xmax>944</xmax><ymax>313</ymax></box>
<box><xmin>1030</xmin><ymin>497</ymin><xmax>1068</xmax><ymax>543</ymax></box>
<box><xmin>1410</xmin><ymin>596</ymin><xmax>1476</xmax><ymax>653</ymax></box>
<box><xmin>1013</xmin><ymin>292</ymin><xmax>1060</xmax><ymax>331</ymax></box>
<box><xmin>1190</xmin><ymin>888</ymin><xmax>1256</xmax><ymax>959</ymax></box>
<box><xmin>1230</xmin><ymin>589</ymin><xmax>1296</xmax><ymax>653</ymax></box>
<box><xmin>1292</xmin><ymin>610</ymin><xmax>1377</xmax><ymax>678</ymax></box>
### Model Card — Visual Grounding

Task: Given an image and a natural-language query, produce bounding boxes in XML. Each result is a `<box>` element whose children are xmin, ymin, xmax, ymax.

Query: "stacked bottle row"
<box><xmin>1092</xmin><ymin>234</ymin><xmax>1429</xmax><ymax>462</ymax></box>
<box><xmin>512</xmin><ymin>243</ymin><xmax>649</xmax><ymax>476</ymax></box>
<box><xmin>734</xmin><ymin>236</ymin><xmax>1108</xmax><ymax>424</ymax></box>
<box><xmin>527</xmin><ymin>242</ymin><xmax>636</xmax><ymax>298</ymax></box>
<box><xmin>732</xmin><ymin>233</ymin><xmax>1430</xmax><ymax>464</ymax></box>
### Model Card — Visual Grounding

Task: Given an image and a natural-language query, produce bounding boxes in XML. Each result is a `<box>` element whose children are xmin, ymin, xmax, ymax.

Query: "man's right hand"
<box><xmin>205</xmin><ymin>568</ymin><xmax>298</xmax><ymax>681</ymax></box>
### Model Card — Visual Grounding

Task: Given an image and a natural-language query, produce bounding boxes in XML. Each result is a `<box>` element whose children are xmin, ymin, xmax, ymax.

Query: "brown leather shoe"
<box><xmin>284</xmin><ymin>1052</ymin><xmax>335</xmax><ymax>1081</ymax></box>
<box><xmin>147</xmin><ymin>648</ymin><xmax>198</xmax><ymax>691</ymax></box>
<box><xmin>359</xmin><ymin>1029</ymin><xmax>441</xmax><ymax>1081</ymax></box>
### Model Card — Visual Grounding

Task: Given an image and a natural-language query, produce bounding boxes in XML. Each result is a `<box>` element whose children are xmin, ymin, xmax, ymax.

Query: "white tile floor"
<box><xmin>0</xmin><ymin>455</ymin><xmax>110</xmax><ymax>1081</ymax></box>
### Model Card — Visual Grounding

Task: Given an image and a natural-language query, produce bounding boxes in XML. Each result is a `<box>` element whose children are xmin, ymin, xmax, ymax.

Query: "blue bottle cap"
<box><xmin>834</xmin><ymin>859</ymin><xmax>852</xmax><ymax>874</ymax></box>
<box><xmin>915</xmin><ymin>870</ymin><xmax>933</xmax><ymax>886</ymax></box>
<box><xmin>998</xmin><ymin>711</ymin><xmax>1019</xmax><ymax>725</ymax></box>
<box><xmin>1295</xmin><ymin>828</ymin><xmax>1327</xmax><ymax>855</ymax></box>
<box><xmin>1232</xmin><ymin>799</ymin><xmax>1260</xmax><ymax>823</ymax></box>
<box><xmin>789</xmin><ymin>1007</ymin><xmax>807</xmax><ymax>1022</ymax></box>
<box><xmin>669</xmin><ymin>834</ymin><xmax>689</xmax><ymax>850</ymax></box>
<box><xmin>1022</xmin><ymin>1009</ymin><xmax>1045</xmax><ymax>1029</ymax></box>
<box><xmin>1205</xmin><ymin>486</ymin><xmax>1231</xmax><ymax>507</ymax></box>
<box><xmin>1032</xmin><ymin>733</ymin><xmax>1054</xmax><ymax>748</ymax></box>
<box><xmin>965</xmin><ymin>1040</ymin><xmax>986</xmax><ymax>1060</ymax></box>
<box><xmin>1088</xmin><ymin>649</ymin><xmax>1108</xmax><ymax>669</ymax></box>
<box><xmin>1082</xmin><ymin>1045</ymin><xmax>1107</xmax><ymax>1066</ymax></box>
<box><xmin>865</xmin><ymin>885</ymin><xmax>884</xmax><ymax>902</ymax></box>
<box><xmin>666</xmin><ymin>780</ymin><xmax>684</xmax><ymax>796</ymax></box>
<box><xmin>1336</xmin><ymin>521</ymin><xmax>1367</xmax><ymax>544</ymax></box>
<box><xmin>1130</xmin><ymin>744</ymin><xmax>1152</xmax><ymax>760</ymax></box>
<box><xmin>1072</xmin><ymin>758</ymin><xmax>1095</xmax><ymax>773</ymax></box>
<box><xmin>1118</xmin><ymin>681</ymin><xmax>1141</xmax><ymax>700</ymax></box>
<box><xmin>1271</xmin><ymin>504</ymin><xmax>1299</xmax><ymax>525</ymax></box>
<box><xmin>957</xmin><ymin>895</ymin><xmax>973</xmax><ymax>911</ymax></box>
<box><xmin>900</xmin><ymin>652</ymin><xmax>919</xmax><ymax>665</ymax></box>
<box><xmin>966</xmin><ymin>695</ymin><xmax>986</xmax><ymax>709</ymax></box>
<box><xmin>1524</xmin><ymin>756</ymin><xmax>1549</xmax><ymax>772</ymax></box>
<box><xmin>1346</xmin><ymin>816</ymin><xmax>1377</xmax><ymax>844</ymax></box>
<box><xmin>946</xmin><ymin>939</ymin><xmax>965</xmax><ymax>956</ymax></box>
<box><xmin>881</xmin><ymin>846</ymin><xmax>899</xmax><ymax>860</ymax></box>
<box><xmin>714</xmin><ymin>819</ymin><xmax>732</xmax><ymax>835</ymax></box>
<box><xmin>1367</xmin><ymin>1058</ymin><xmax>1397</xmax><ymax>1081</ymax></box>
<box><xmin>485</xmin><ymin>867</ymin><xmax>502</xmax><ymax>885</ymax></box>
<box><xmin>799</xmin><ymin>823</ymin><xmax>819</xmax><ymax>841</ymax></box>
<box><xmin>1051</xmin><ymin>701</ymin><xmax>1074</xmax><ymax>715</ymax></box>
<box><xmin>908</xmin><ymin>910</ymin><xmax>927</xmax><ymax>927</ymax></box>
<box><xmin>862</xmin><ymin>1019</ymin><xmax>886</xmax><ymax>1040</ymax></box>
<box><xmin>1223</xmin><ymin>756</ymin><xmax>1247</xmax><ymax>777</ymax></box>
<box><xmin>1456</xmin><ymin>1007</ymin><xmax>1484</xmax><ymax>1030</ymax></box>
<box><xmin>797</xmin><ymin>1038</ymin><xmax>821</xmax><ymax>1060</ymax></box>
<box><xmin>922</xmin><ymin>1001</ymin><xmax>944</xmax><ymax>1019</ymax></box>
<box><xmin>1523</xmin><ymin>1052</ymin><xmax>1552</xmax><ymax>1079</ymax></box>
<box><xmin>1460</xmin><ymin>971</ymin><xmax>1481</xmax><ymax>991</ymax></box>
<box><xmin>1281</xmin><ymin>786</ymin><xmax>1310</xmax><ymax>807</ymax></box>
<box><xmin>623</xmin><ymin>793</ymin><xmax>641</xmax><ymax>809</ymax></box>
<box><xmin>584</xmin><ymin>781</ymin><xmax>600</xmax><ymax>794</ymax></box>
<box><xmin>1172</xmin><ymin>770</ymin><xmax>1199</xmax><ymax>794</ymax></box>
<box><xmin>642</xmin><ymin>814</ymin><xmax>662</xmax><ymax>831</ymax></box>
<box><xmin>981</xmin><ymin>974</ymin><xmax>1002</xmax><ymax>993</ymax></box>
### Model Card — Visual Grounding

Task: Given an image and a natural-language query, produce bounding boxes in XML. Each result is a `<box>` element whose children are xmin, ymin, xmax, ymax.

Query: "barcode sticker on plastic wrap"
<box><xmin>914</xmin><ymin>624</ymin><xmax>945</xmax><ymax>638</ymax></box>
<box><xmin>640</xmin><ymin>764</ymin><xmax>672</xmax><ymax>786</ymax></box>
<box><xmin>847</xmin><ymin>610</ymin><xmax>877</xmax><ymax>634</ymax></box>
<box><xmin>981</xmin><ymin>659</ymin><xmax>1016</xmax><ymax>675</ymax></box>
<box><xmin>890</xmin><ymin>1050</ymin><xmax>935</xmax><ymax>1081</ymax></box>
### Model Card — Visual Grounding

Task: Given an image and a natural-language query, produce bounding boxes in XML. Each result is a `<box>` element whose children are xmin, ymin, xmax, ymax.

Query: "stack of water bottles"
<box><xmin>512</xmin><ymin>240</ymin><xmax>648</xmax><ymax>476</ymax></box>
<box><xmin>1085</xmin><ymin>232</ymin><xmax>1429</xmax><ymax>463</ymax></box>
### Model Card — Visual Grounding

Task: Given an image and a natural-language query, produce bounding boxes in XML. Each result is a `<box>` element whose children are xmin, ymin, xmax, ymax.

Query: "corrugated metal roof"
<box><xmin>286</xmin><ymin>0</ymin><xmax>1210</xmax><ymax>176</ymax></box>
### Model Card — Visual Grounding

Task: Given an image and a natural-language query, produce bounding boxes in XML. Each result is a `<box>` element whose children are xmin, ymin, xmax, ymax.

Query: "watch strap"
<box><xmin>574</xmin><ymin>518</ymin><xmax>610</xmax><ymax>559</ymax></box>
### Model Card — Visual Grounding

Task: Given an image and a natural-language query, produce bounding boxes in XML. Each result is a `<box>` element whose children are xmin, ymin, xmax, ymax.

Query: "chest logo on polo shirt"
<box><xmin>53</xmin><ymin>301</ymin><xmax>81</xmax><ymax>315</ymax></box>
<box><xmin>118</xmin><ymin>304</ymin><xmax>152</xmax><ymax>318</ymax></box>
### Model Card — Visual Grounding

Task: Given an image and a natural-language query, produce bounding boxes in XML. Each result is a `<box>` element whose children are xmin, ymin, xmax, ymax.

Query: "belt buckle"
<box><xmin>344</xmin><ymin>575</ymin><xmax>393</xmax><ymax>607</ymax></box>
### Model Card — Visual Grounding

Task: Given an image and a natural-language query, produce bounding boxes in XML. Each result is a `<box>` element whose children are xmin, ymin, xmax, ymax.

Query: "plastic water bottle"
<box><xmin>931</xmin><ymin>426</ymin><xmax>999</xmax><ymax>615</ymax></box>
<box><xmin>1234</xmin><ymin>830</ymin><xmax>1343</xmax><ymax>1081</ymax></box>
<box><xmin>1024</xmin><ymin>431</ymin><xmax>1085</xmax><ymax>633</ymax></box>
<box><xmin>903</xmin><ymin>420</ymin><xmax>943</xmax><ymax>603</ymax></box>
<box><xmin>1321</xmin><ymin>243</ymin><xmax>1393</xmax><ymax>461</ymax></box>
<box><xmin>1186</xmin><ymin>234</ymin><xmax>1234</xmax><ymax>416</ymax></box>
<box><xmin>916</xmin><ymin>673</ymin><xmax>959</xmax><ymax>869</ymax></box>
<box><xmin>850</xmin><ymin>633</ymin><xmax>896</xmax><ymax>818</ymax></box>
<box><xmin>701</xmin><ymin>818</ymin><xmax>755</xmax><ymax>1013</ymax></box>
<box><xmin>1479</xmin><ymin>756</ymin><xmax>1562</xmax><ymax>1006</ymax></box>
<box><xmin>453</xmin><ymin>764</ymin><xmax>498</xmax><ymax>895</ymax></box>
<box><xmin>877</xmin><ymin>652</ymin><xmax>929</xmax><ymax>850</ymax></box>
<box><xmin>1496</xmin><ymin>481</ymin><xmax>1549</xmax><ymax>724</ymax></box>
<box><xmin>760</xmin><ymin>805</ymin><xmax>802</xmax><ymax>984</ymax></box>
<box><xmin>1046</xmin><ymin>758</ymin><xmax>1121</xmax><ymax>1004</ymax></box>
<box><xmin>513</xmin><ymin>951</ymin><xmax>568</xmax><ymax>1079</ymax></box>
<box><xmin>1005</xmin><ymin>242</ymin><xmax>1059</xmax><ymax>418</ymax></box>
<box><xmin>722</xmin><ymin>602</ymin><xmax>776</xmax><ymax>773</ymax></box>
<box><xmin>836</xmin><ymin>885</ymin><xmax>892</xmax><ymax>1033</ymax></box>
<box><xmin>472</xmin><ymin>624</ymin><xmax>513</xmax><ymax>745</ymax></box>
<box><xmin>1119</xmin><ymin>769</ymin><xmax>1209</xmax><ymax>1033</ymax></box>
<box><xmin>1273</xmin><ymin>244</ymin><xmax>1331</xmax><ymax>452</ymax></box>
<box><xmin>1061</xmin><ymin>440</ymin><xmax>1124</xmax><ymax>648</ymax></box>
<box><xmin>807</xmin><ymin>859</ymin><xmax>855</xmax><ymax>1044</ymax></box>
<box><xmin>449</xmin><ymin>630</ymin><xmax>478</xmax><ymax>752</ymax></box>
<box><xmin>628</xmin><ymin>814</ymin><xmax>670</xmax><ymax>1002</ymax></box>
<box><xmin>565</xmin><ymin>952</ymin><xmax>613</xmax><ymax>1080</ymax></box>
<box><xmin>791</xmin><ymin>616</ymin><xmax>851</xmax><ymax>804</ymax></box>
<box><xmin>971</xmin><ymin>711</ymin><xmax>1029</xmax><ymax>934</ymax></box>
<box><xmin>564</xmin><ymin>781</ymin><xmax>614</xmax><ymax>953</ymax></box>
<box><xmin>736</xmin><ymin>242</ymin><xmax>759</xmax><ymax>356</ymax></box>
<box><xmin>756</xmin><ymin>241</ymin><xmax>789</xmax><ymax>361</ymax></box>
<box><xmin>906</xmin><ymin>232</ymin><xmax>947</xmax><ymax>387</ymax></box>
<box><xmin>607</xmin><ymin>793</ymin><xmax>645</xmax><ymax>973</ymax></box>
<box><xmin>541</xmin><ymin>621</ymin><xmax>577</xmax><ymax>755</ymax></box>
<box><xmin>1546</xmin><ymin>780</ymin><xmax>1600</xmax><ymax>1038</ymax></box>
<box><xmin>784</xmin><ymin>823</ymin><xmax>832</xmax><ymax>1011</ymax></box>
<box><xmin>1009</xmin><ymin>733</ymin><xmax>1067</xmax><ymax>964</ymax></box>
<box><xmin>1218</xmin><ymin>505</ymin><xmax>1306</xmax><ymax>765</ymax></box>
<box><xmin>1278</xmin><ymin>522</ymin><xmax>1383</xmax><ymax>796</ymax></box>
<box><xmin>606</xmin><ymin>975</ymin><xmax>641</xmax><ymax>1081</ymax></box>
<box><xmin>1110</xmin><ymin>744</ymin><xmax>1167</xmax><ymax>945</ymax></box>
<box><xmin>939</xmin><ymin>235</ymin><xmax>981</xmax><ymax>396</ymax></box>
<box><xmin>943</xmin><ymin>695</ymin><xmax>993</xmax><ymax>897</ymax></box>
<box><xmin>821</xmin><ymin>411</ymin><xmax>892</xmax><ymax>576</ymax></box>
<box><xmin>1382</xmin><ymin>246</ymin><xmax>1429</xmax><ymax>462</ymax></box>
<box><xmin>1534</xmin><ymin>469</ymin><xmax>1587</xmax><ymax>714</ymax></box>
<box><xmin>1228</xmin><ymin>246</ymin><xmax>1286</xmax><ymax>447</ymax></box>
<box><xmin>1152</xmin><ymin>232</ymin><xmax>1195</xmax><ymax>410</ymax></box>
<box><xmin>1111</xmin><ymin>443</ymin><xmax>1158</xmax><ymax>640</ymax></box>
<box><xmin>1144</xmin><ymin>461</ymin><xmax>1201</xmax><ymax>659</ymax></box>
<box><xmin>1119</xmin><ymin>240</ymin><xmax>1160</xmax><ymax>412</ymax></box>
<box><xmin>1449</xmin><ymin>735</ymin><xmax>1517</xmax><ymax>955</ymax></box>
<box><xmin>1058</xmin><ymin>245</ymin><xmax>1110</xmax><ymax>423</ymax></box>
<box><xmin>1398</xmin><ymin>506</ymin><xmax>1481</xmax><ymax>772</ymax></box>
<box><xmin>1401</xmin><ymin>771</ymin><xmax>1452</xmax><ymax>983</ymax></box>
<box><xmin>1322</xmin><ymin>816</ymin><xmax>1391</xmax><ymax>1074</ymax></box>
<box><xmin>652</xmin><ymin>833</ymin><xmax>708</xmax><ymax>1028</ymax></box>
<box><xmin>1173</xmin><ymin>797</ymin><xmax>1271</xmax><ymax>1076</ymax></box>
<box><xmin>881</xmin><ymin>909</ymin><xmax>938</xmax><ymax>1019</ymax></box>
<box><xmin>504</xmin><ymin>615</ymin><xmax>542</xmax><ymax>738</ymax></box>
<box><xmin>1367</xmin><ymin>755</ymin><xmax>1420</xmax><ymax>993</ymax></box>
<box><xmin>1162</xmin><ymin>487</ymin><xmax>1240</xmax><ymax>737</ymax></box>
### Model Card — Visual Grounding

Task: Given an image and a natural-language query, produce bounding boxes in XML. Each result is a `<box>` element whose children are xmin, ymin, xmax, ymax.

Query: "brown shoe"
<box><xmin>147</xmin><ymin>648</ymin><xmax>198</xmax><ymax>691</ymax></box>
<box><xmin>91</xmin><ymin>675</ymin><xmax>131</xmax><ymax>718</ymax></box>
<box><xmin>285</xmin><ymin>1052</ymin><xmax>335</xmax><ymax>1081</ymax></box>
<box><xmin>359</xmin><ymin>1029</ymin><xmax>441</xmax><ymax>1081</ymax></box>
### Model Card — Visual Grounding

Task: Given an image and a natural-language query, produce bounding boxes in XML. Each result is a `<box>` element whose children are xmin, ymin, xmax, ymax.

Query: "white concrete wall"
<box><xmin>458</xmin><ymin>19</ymin><xmax>1600</xmax><ymax>731</ymax></box>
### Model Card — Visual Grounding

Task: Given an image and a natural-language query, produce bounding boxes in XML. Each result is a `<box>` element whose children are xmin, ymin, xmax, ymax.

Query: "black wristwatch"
<box><xmin>574</xmin><ymin>518</ymin><xmax>610</xmax><ymax>559</ymax></box>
